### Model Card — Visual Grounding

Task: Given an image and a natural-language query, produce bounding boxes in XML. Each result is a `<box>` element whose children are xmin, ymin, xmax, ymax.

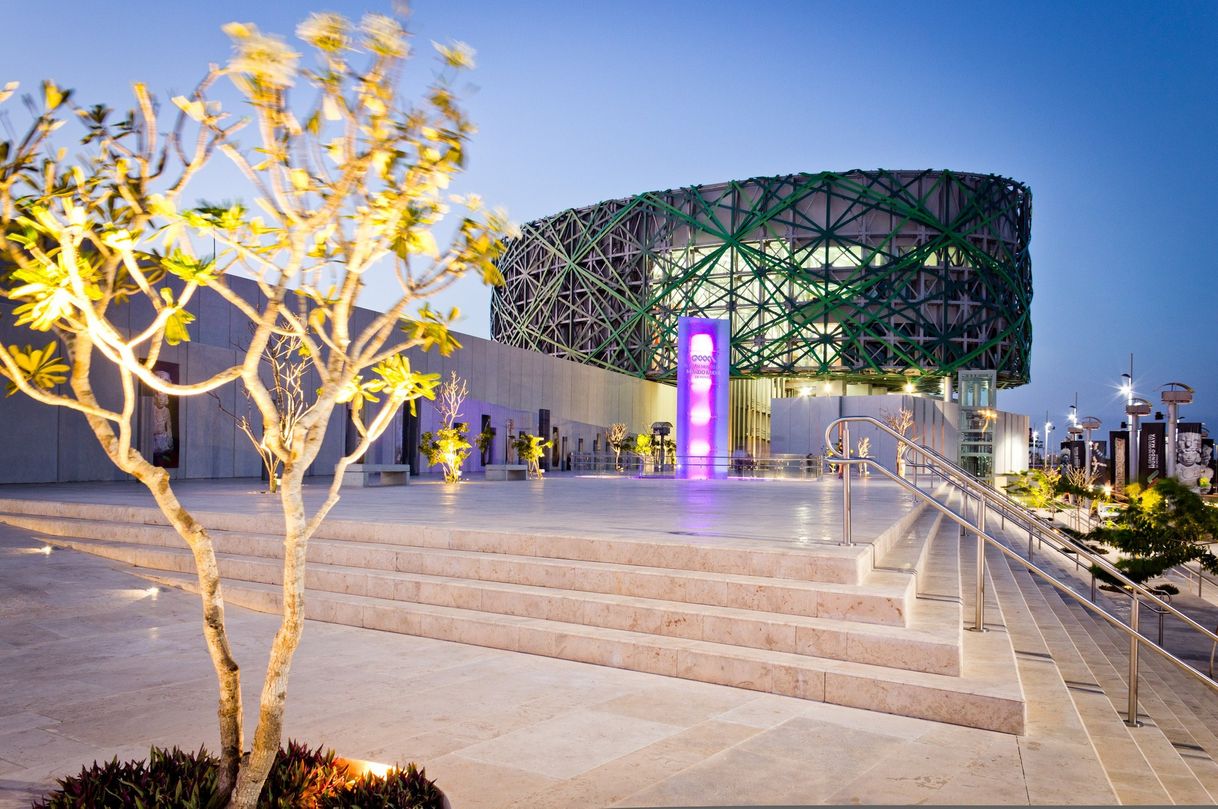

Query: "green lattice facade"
<box><xmin>490</xmin><ymin>169</ymin><xmax>1032</xmax><ymax>389</ymax></box>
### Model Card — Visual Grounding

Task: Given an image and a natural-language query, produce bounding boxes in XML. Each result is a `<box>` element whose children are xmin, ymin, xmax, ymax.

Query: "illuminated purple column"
<box><xmin>676</xmin><ymin>317</ymin><xmax>730</xmax><ymax>479</ymax></box>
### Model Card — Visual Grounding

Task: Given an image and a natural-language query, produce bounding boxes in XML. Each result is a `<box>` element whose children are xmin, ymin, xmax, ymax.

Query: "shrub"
<box><xmin>320</xmin><ymin>763</ymin><xmax>444</xmax><ymax>809</ymax></box>
<box><xmin>33</xmin><ymin>746</ymin><xmax>220</xmax><ymax>809</ymax></box>
<box><xmin>259</xmin><ymin>741</ymin><xmax>352</xmax><ymax>809</ymax></box>
<box><xmin>34</xmin><ymin>743</ymin><xmax>441</xmax><ymax>809</ymax></box>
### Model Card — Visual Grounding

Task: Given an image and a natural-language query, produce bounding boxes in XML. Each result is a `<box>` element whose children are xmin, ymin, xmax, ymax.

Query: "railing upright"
<box><xmin>840</xmin><ymin>421</ymin><xmax>853</xmax><ymax>546</ymax></box>
<box><xmin>1128</xmin><ymin>593</ymin><xmax>1141</xmax><ymax>726</ymax></box>
<box><xmin>823</xmin><ymin>414</ymin><xmax>1218</xmax><ymax>723</ymax></box>
<box><xmin>973</xmin><ymin>498</ymin><xmax>986</xmax><ymax>632</ymax></box>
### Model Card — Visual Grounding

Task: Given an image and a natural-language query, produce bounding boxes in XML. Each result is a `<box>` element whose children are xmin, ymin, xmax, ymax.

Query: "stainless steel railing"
<box><xmin>569</xmin><ymin>452</ymin><xmax>826</xmax><ymax>479</ymax></box>
<box><xmin>825</xmin><ymin>416</ymin><xmax>1218</xmax><ymax>726</ymax></box>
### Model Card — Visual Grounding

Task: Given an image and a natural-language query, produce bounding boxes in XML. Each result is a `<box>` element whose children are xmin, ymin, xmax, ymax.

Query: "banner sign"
<box><xmin>1109</xmin><ymin>430</ymin><xmax>1128</xmax><ymax>494</ymax></box>
<box><xmin>1176</xmin><ymin>422</ymin><xmax>1207</xmax><ymax>490</ymax></box>
<box><xmin>1139</xmin><ymin>421</ymin><xmax>1166</xmax><ymax>484</ymax></box>
<box><xmin>1204</xmin><ymin>438</ymin><xmax>1217</xmax><ymax>494</ymax></box>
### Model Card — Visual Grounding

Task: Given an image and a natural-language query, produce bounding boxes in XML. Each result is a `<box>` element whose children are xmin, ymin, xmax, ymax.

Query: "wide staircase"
<box><xmin>990</xmin><ymin>522</ymin><xmax>1218</xmax><ymax>804</ymax></box>
<box><xmin>0</xmin><ymin>489</ymin><xmax>1025</xmax><ymax>734</ymax></box>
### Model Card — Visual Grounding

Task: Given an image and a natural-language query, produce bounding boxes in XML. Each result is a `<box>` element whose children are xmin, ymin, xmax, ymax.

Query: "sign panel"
<box><xmin>1139</xmin><ymin>421</ymin><xmax>1166</xmax><ymax>484</ymax></box>
<box><xmin>1109</xmin><ymin>430</ymin><xmax>1128</xmax><ymax>494</ymax></box>
<box><xmin>1176</xmin><ymin>422</ymin><xmax>1208</xmax><ymax>489</ymax></box>
<box><xmin>676</xmin><ymin>317</ymin><xmax>730</xmax><ymax>479</ymax></box>
<box><xmin>1060</xmin><ymin>440</ymin><xmax>1085</xmax><ymax>472</ymax></box>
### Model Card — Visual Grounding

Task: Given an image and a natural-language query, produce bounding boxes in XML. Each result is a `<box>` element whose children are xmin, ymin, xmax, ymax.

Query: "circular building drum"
<box><xmin>490</xmin><ymin>169</ymin><xmax>1032</xmax><ymax>390</ymax></box>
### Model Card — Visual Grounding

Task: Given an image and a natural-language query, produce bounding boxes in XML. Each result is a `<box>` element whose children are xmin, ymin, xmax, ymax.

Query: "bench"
<box><xmin>485</xmin><ymin>464</ymin><xmax>528</xmax><ymax>481</ymax></box>
<box><xmin>342</xmin><ymin>464</ymin><xmax>411</xmax><ymax>487</ymax></box>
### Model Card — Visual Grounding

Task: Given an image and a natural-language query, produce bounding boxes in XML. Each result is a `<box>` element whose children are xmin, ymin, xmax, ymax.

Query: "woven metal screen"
<box><xmin>491</xmin><ymin>169</ymin><xmax>1032</xmax><ymax>389</ymax></box>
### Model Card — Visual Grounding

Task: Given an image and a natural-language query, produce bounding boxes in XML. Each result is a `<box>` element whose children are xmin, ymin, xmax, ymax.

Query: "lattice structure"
<box><xmin>491</xmin><ymin>169</ymin><xmax>1032</xmax><ymax>389</ymax></box>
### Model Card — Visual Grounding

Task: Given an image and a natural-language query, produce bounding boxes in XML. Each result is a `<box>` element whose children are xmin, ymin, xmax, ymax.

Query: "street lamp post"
<box><xmin>1126</xmin><ymin>398</ymin><xmax>1152</xmax><ymax>485</ymax></box>
<box><xmin>1122</xmin><ymin>356</ymin><xmax>1136</xmax><ymax>484</ymax></box>
<box><xmin>1044</xmin><ymin>416</ymin><xmax>1054</xmax><ymax>470</ymax></box>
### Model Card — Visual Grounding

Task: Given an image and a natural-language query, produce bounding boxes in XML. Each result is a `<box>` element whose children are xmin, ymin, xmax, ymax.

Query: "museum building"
<box><xmin>0</xmin><ymin>169</ymin><xmax>1031</xmax><ymax>483</ymax></box>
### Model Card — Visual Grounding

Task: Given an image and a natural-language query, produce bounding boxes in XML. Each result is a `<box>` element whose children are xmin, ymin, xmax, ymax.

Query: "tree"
<box><xmin>607</xmin><ymin>422</ymin><xmax>627</xmax><ymax>471</ymax></box>
<box><xmin>1091</xmin><ymin>478</ymin><xmax>1218</xmax><ymax>585</ymax></box>
<box><xmin>1005</xmin><ymin>468</ymin><xmax>1066</xmax><ymax>515</ymax></box>
<box><xmin>0</xmin><ymin>13</ymin><xmax>509</xmax><ymax>808</ymax></box>
<box><xmin>511</xmin><ymin>432</ymin><xmax>550</xmax><ymax>479</ymax></box>
<box><xmin>419</xmin><ymin>371</ymin><xmax>469</xmax><ymax>482</ymax></box>
<box><xmin>212</xmin><ymin>329</ymin><xmax>308</xmax><ymax>494</ymax></box>
<box><xmin>882</xmin><ymin>408</ymin><xmax>919</xmax><ymax>477</ymax></box>
<box><xmin>474</xmin><ymin>421</ymin><xmax>494</xmax><ymax>465</ymax></box>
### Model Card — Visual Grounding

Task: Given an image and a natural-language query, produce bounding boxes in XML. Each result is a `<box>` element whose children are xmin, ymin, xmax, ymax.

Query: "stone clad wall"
<box><xmin>0</xmin><ymin>278</ymin><xmax>676</xmax><ymax>484</ymax></box>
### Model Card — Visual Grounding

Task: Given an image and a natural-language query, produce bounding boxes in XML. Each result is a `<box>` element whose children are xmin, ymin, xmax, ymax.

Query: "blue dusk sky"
<box><xmin>5</xmin><ymin>1</ymin><xmax>1217</xmax><ymax>437</ymax></box>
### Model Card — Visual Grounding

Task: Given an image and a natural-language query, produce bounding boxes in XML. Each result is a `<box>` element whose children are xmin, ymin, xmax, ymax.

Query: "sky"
<box><xmin>5</xmin><ymin>0</ymin><xmax>1217</xmax><ymax>438</ymax></box>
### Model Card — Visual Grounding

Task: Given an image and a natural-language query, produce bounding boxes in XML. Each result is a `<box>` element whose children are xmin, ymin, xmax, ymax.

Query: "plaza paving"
<box><xmin>0</xmin><ymin>473</ymin><xmax>912</xmax><ymax>550</ymax></box>
<box><xmin>0</xmin><ymin>476</ymin><xmax>1095</xmax><ymax>806</ymax></box>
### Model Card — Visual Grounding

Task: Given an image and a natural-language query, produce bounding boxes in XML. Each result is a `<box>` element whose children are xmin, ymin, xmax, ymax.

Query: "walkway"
<box><xmin>0</xmin><ymin>478</ymin><xmax>1044</xmax><ymax>808</ymax></box>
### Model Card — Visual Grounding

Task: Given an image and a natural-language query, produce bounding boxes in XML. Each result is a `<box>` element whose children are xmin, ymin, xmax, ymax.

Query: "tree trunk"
<box><xmin>137</xmin><ymin>465</ymin><xmax>245</xmax><ymax>798</ymax></box>
<box><xmin>227</xmin><ymin>459</ymin><xmax>311</xmax><ymax>809</ymax></box>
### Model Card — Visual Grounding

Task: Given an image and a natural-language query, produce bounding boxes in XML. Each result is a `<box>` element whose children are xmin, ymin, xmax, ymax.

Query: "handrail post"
<box><xmin>1127</xmin><ymin>593</ymin><xmax>1141</xmax><ymax>727</ymax></box>
<box><xmin>841</xmin><ymin>422</ymin><xmax>853</xmax><ymax>546</ymax></box>
<box><xmin>1028</xmin><ymin>524</ymin><xmax>1034</xmax><ymax>560</ymax></box>
<box><xmin>972</xmin><ymin>500</ymin><xmax>987</xmax><ymax>631</ymax></box>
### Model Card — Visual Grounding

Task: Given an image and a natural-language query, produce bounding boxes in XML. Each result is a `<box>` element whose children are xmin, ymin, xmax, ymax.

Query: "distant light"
<box><xmin>799</xmin><ymin>387</ymin><xmax>812</xmax><ymax>398</ymax></box>
<box><xmin>1103</xmin><ymin>484</ymin><xmax>1113</xmax><ymax>497</ymax></box>
<box><xmin>40</xmin><ymin>544</ymin><xmax>52</xmax><ymax>555</ymax></box>
<box><xmin>146</xmin><ymin>586</ymin><xmax>160</xmax><ymax>598</ymax></box>
<box><xmin>904</xmin><ymin>382</ymin><xmax>915</xmax><ymax>393</ymax></box>
<box><xmin>822</xmin><ymin>381</ymin><xmax>831</xmax><ymax>392</ymax></box>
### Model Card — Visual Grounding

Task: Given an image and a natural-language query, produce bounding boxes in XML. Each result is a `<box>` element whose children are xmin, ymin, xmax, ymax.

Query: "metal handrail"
<box><xmin>1171</xmin><ymin>561</ymin><xmax>1218</xmax><ymax>598</ymax></box>
<box><xmin>832</xmin><ymin>452</ymin><xmax>1218</xmax><ymax>725</ymax></box>
<box><xmin>825</xmin><ymin>415</ymin><xmax>1218</xmax><ymax>727</ymax></box>
<box><xmin>825</xmin><ymin>416</ymin><xmax>1218</xmax><ymax>652</ymax></box>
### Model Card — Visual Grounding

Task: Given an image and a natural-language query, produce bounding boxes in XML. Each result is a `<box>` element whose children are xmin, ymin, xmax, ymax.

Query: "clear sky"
<box><xmin>6</xmin><ymin>0</ymin><xmax>1217</xmax><ymax>437</ymax></box>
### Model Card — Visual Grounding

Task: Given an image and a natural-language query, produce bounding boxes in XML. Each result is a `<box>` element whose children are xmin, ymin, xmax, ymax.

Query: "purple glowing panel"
<box><xmin>676</xmin><ymin>317</ymin><xmax>730</xmax><ymax>479</ymax></box>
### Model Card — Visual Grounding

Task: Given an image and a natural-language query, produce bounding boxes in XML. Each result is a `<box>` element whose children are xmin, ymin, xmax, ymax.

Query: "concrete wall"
<box><xmin>770</xmin><ymin>395</ymin><xmax>1028</xmax><ymax>476</ymax></box>
<box><xmin>0</xmin><ymin>279</ymin><xmax>676</xmax><ymax>484</ymax></box>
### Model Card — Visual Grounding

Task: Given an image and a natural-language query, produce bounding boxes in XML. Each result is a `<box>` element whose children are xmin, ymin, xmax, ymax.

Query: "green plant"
<box><xmin>34</xmin><ymin>746</ymin><xmax>221</xmax><ymax>809</ymax></box>
<box><xmin>512</xmin><ymin>432</ymin><xmax>551</xmax><ymax>479</ymax></box>
<box><xmin>1005</xmin><ymin>469</ymin><xmax>1066</xmax><ymax>514</ymax></box>
<box><xmin>319</xmin><ymin>763</ymin><xmax>443</xmax><ymax>809</ymax></box>
<box><xmin>419</xmin><ymin>423</ymin><xmax>472</xmax><ymax>483</ymax></box>
<box><xmin>0</xmin><ymin>12</ymin><xmax>508</xmax><ymax>804</ymax></box>
<box><xmin>474</xmin><ymin>423</ymin><xmax>495</xmax><ymax>462</ymax></box>
<box><xmin>258</xmin><ymin>741</ymin><xmax>352</xmax><ymax>809</ymax></box>
<box><xmin>34</xmin><ymin>742</ymin><xmax>445</xmax><ymax>809</ymax></box>
<box><xmin>1090</xmin><ymin>478</ymin><xmax>1218</xmax><ymax>585</ymax></box>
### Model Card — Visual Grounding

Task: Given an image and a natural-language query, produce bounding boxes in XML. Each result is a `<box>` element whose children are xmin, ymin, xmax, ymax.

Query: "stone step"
<box><xmin>0</xmin><ymin>502</ymin><xmax>874</xmax><ymax>585</ymax></box>
<box><xmin>1053</xmin><ymin>593</ymin><xmax>1218</xmax><ymax>800</ymax></box>
<box><xmin>985</xmin><ymin>538</ymin><xmax>1117</xmax><ymax>804</ymax></box>
<box><xmin>1040</xmin><ymin>584</ymin><xmax>1216</xmax><ymax>804</ymax></box>
<box><xmin>38</xmin><ymin>534</ymin><xmax>960</xmax><ymax>675</ymax></box>
<box><xmin>998</xmin><ymin>552</ymin><xmax>1176</xmax><ymax>805</ymax></box>
<box><xmin>132</xmin><ymin>566</ymin><xmax>1025</xmax><ymax>734</ymax></box>
<box><xmin>874</xmin><ymin>506</ymin><xmax>943</xmax><ymax>595</ymax></box>
<box><xmin>3</xmin><ymin>512</ymin><xmax>915</xmax><ymax>627</ymax></box>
